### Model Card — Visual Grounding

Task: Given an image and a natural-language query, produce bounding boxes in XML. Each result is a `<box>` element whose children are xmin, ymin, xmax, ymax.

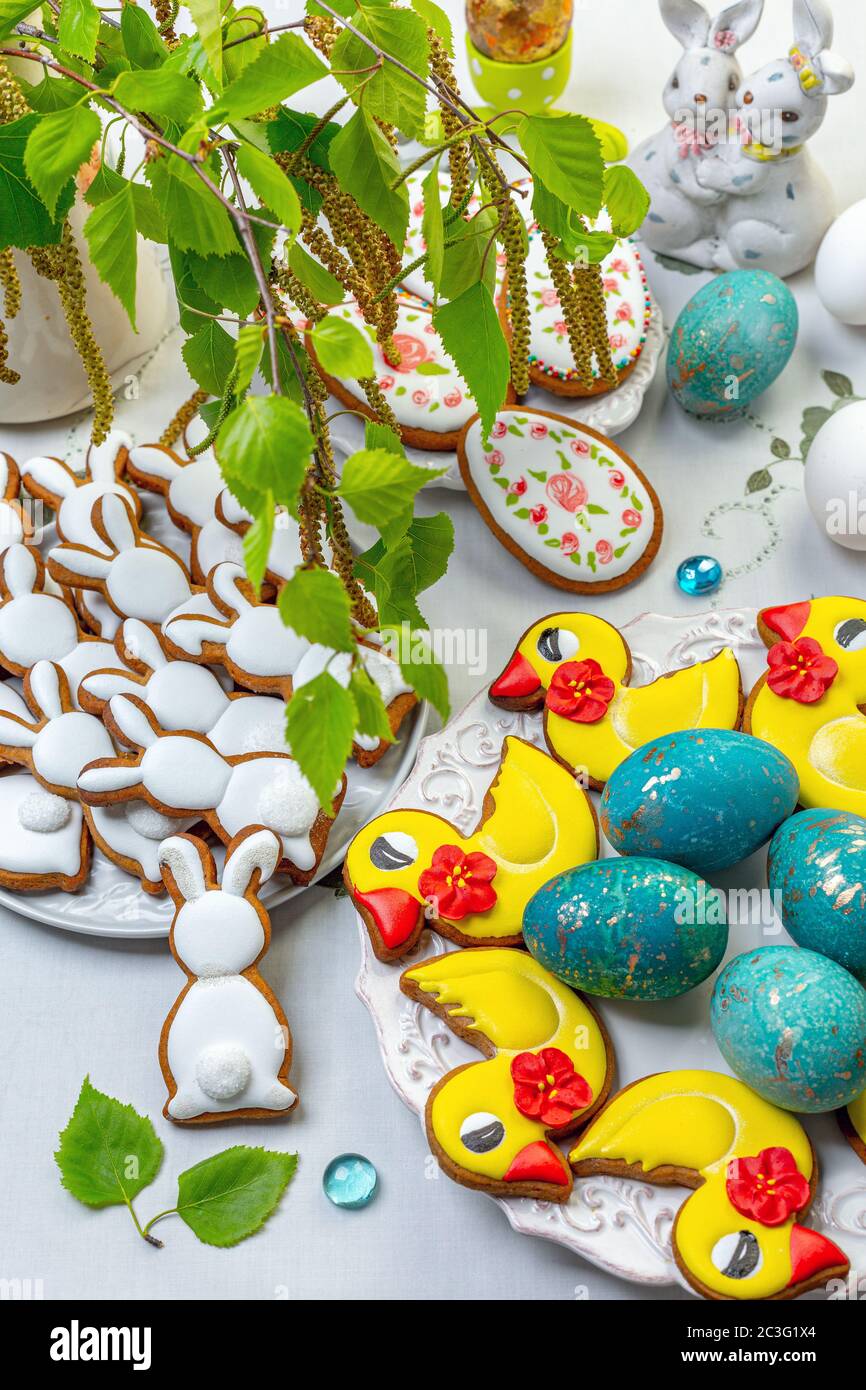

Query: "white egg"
<box><xmin>815</xmin><ymin>200</ymin><xmax>866</xmax><ymax>326</ymax></box>
<box><xmin>804</xmin><ymin>401</ymin><xmax>866</xmax><ymax>551</ymax></box>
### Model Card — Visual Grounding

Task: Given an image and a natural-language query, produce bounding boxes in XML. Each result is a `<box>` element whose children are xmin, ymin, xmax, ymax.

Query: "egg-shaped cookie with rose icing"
<box><xmin>459</xmin><ymin>408</ymin><xmax>662</xmax><ymax>593</ymax></box>
<box><xmin>306</xmin><ymin>297</ymin><xmax>487</xmax><ymax>452</ymax></box>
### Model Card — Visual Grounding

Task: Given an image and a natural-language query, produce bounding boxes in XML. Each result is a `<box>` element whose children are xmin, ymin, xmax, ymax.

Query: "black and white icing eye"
<box><xmin>834</xmin><ymin>618</ymin><xmax>866</xmax><ymax>652</ymax></box>
<box><xmin>536</xmin><ymin>626</ymin><xmax>580</xmax><ymax>664</ymax></box>
<box><xmin>459</xmin><ymin>1112</ymin><xmax>505</xmax><ymax>1154</ymax></box>
<box><xmin>711</xmin><ymin>1230</ymin><xmax>763</xmax><ymax>1280</ymax></box>
<box><xmin>369</xmin><ymin>832</ymin><xmax>418</xmax><ymax>872</ymax></box>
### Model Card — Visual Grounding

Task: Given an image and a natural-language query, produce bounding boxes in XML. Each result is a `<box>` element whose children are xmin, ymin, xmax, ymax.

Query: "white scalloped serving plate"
<box><xmin>0</xmin><ymin>495</ymin><xmax>430</xmax><ymax>938</ymax></box>
<box><xmin>355</xmin><ymin>607</ymin><xmax>866</xmax><ymax>1294</ymax></box>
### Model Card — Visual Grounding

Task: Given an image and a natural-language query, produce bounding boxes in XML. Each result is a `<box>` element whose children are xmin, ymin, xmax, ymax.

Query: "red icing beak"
<box><xmin>490</xmin><ymin>651</ymin><xmax>542</xmax><ymax>701</ymax></box>
<box><xmin>787</xmin><ymin>1224</ymin><xmax>848</xmax><ymax>1288</ymax></box>
<box><xmin>503</xmin><ymin>1140</ymin><xmax>570</xmax><ymax>1187</ymax></box>
<box><xmin>761</xmin><ymin>601</ymin><xmax>811</xmax><ymax>642</ymax></box>
<box><xmin>353</xmin><ymin>887</ymin><xmax>421</xmax><ymax>950</ymax></box>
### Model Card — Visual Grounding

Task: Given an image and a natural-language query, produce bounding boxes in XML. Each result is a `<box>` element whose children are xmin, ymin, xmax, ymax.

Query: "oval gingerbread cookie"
<box><xmin>458</xmin><ymin>408</ymin><xmax>662</xmax><ymax>594</ymax></box>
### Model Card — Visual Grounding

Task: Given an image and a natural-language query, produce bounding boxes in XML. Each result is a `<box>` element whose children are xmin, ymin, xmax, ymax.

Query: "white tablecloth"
<box><xmin>1</xmin><ymin>0</ymin><xmax>865</xmax><ymax>1301</ymax></box>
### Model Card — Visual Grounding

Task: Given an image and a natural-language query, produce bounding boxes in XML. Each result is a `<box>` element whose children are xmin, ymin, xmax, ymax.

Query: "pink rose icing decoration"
<box><xmin>379</xmin><ymin>375</ymin><xmax>395</xmax><ymax>390</ymax></box>
<box><xmin>485</xmin><ymin>450</ymin><xmax>504</xmax><ymax>468</ymax></box>
<box><xmin>540</xmin><ymin>288</ymin><xmax>560</xmax><ymax>307</ymax></box>
<box><xmin>609</xmin><ymin>332</ymin><xmax>627</xmax><ymax>351</ymax></box>
<box><xmin>385</xmin><ymin>333</ymin><xmax>429</xmax><ymax>372</ymax></box>
<box><xmin>546</xmin><ymin>473</ymin><xmax>588</xmax><ymax>514</ymax></box>
<box><xmin>596</xmin><ymin>540</ymin><xmax>614</xmax><ymax>564</ymax></box>
<box><xmin>615</xmin><ymin>303</ymin><xmax>633</xmax><ymax>321</ymax></box>
<box><xmin>560</xmin><ymin>532</ymin><xmax>580</xmax><ymax>556</ymax></box>
<box><xmin>570</xmin><ymin>439</ymin><xmax>590</xmax><ymax>457</ymax></box>
<box><xmin>443</xmin><ymin>389</ymin><xmax>462</xmax><ymax>408</ymax></box>
<box><xmin>609</xmin><ymin>470</ymin><xmax>626</xmax><ymax>490</ymax></box>
<box><xmin>491</xmin><ymin>420</ymin><xmax>507</xmax><ymax>439</ymax></box>
<box><xmin>530</xmin><ymin>505</ymin><xmax>547</xmax><ymax>526</ymax></box>
<box><xmin>510</xmin><ymin>477</ymin><xmax>528</xmax><ymax>496</ymax></box>
<box><xmin>530</xmin><ymin>422</ymin><xmax>549</xmax><ymax>439</ymax></box>
<box><xmin>622</xmin><ymin>508</ymin><xmax>642</xmax><ymax>528</ymax></box>
<box><xmin>412</xmin><ymin>388</ymin><xmax>431</xmax><ymax>406</ymax></box>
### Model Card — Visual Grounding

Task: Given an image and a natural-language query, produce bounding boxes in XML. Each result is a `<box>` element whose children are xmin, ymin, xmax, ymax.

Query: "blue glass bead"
<box><xmin>676</xmin><ymin>555</ymin><xmax>723</xmax><ymax>596</ymax></box>
<box><xmin>323</xmin><ymin>1153</ymin><xmax>379</xmax><ymax>1210</ymax></box>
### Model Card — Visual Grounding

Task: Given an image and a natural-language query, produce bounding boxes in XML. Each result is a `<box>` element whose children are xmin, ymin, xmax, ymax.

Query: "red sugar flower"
<box><xmin>546</xmin><ymin>659</ymin><xmax>615</xmax><ymax>723</ymax></box>
<box><xmin>512</xmin><ymin>1047</ymin><xmax>593</xmax><ymax>1127</ymax></box>
<box><xmin>418</xmin><ymin>845</ymin><xmax>497</xmax><ymax>921</ymax></box>
<box><xmin>726</xmin><ymin>1147</ymin><xmax>811</xmax><ymax>1226</ymax></box>
<box><xmin>766</xmin><ymin>637</ymin><xmax>838</xmax><ymax>704</ymax></box>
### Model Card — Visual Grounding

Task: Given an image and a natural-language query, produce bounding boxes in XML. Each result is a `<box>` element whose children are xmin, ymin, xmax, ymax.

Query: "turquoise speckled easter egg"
<box><xmin>523</xmin><ymin>857</ymin><xmax>728</xmax><ymax>1000</ymax></box>
<box><xmin>600</xmin><ymin>730</ymin><xmax>799</xmax><ymax>874</ymax></box>
<box><xmin>768</xmin><ymin>810</ymin><xmax>866</xmax><ymax>983</ymax></box>
<box><xmin>667</xmin><ymin>270</ymin><xmax>798</xmax><ymax>418</ymax></box>
<box><xmin>711</xmin><ymin>945</ymin><xmax>866</xmax><ymax>1112</ymax></box>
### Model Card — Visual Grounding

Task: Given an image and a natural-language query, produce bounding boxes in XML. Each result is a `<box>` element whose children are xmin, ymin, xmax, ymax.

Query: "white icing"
<box><xmin>3</xmin><ymin>543</ymin><xmax>37</xmax><ymax>597</ymax></box>
<box><xmin>118</xmin><ymin>619</ymin><xmax>166</xmax><ymax>673</ymax></box>
<box><xmin>108</xmin><ymin>695</ymin><xmax>159</xmax><ymax>750</ymax></box>
<box><xmin>360</xmin><ymin>644</ymin><xmax>412</xmax><ymax>706</ymax></box>
<box><xmin>88</xmin><ymin>430</ymin><xmax>132</xmax><ymax>480</ymax></box>
<box><xmin>293</xmin><ymin>643</ymin><xmax>410</xmax><ymax>750</ymax></box>
<box><xmin>0</xmin><ymin>682</ymin><xmax>31</xmax><ymax>720</ymax></box>
<box><xmin>194</xmin><ymin>518</ymin><xmax>244</xmax><ymax>577</ymax></box>
<box><xmin>208</xmin><ymin>695</ymin><xmax>287</xmax><ymax>756</ymax></box>
<box><xmin>0</xmin><ymin>501</ymin><xmax>25</xmax><ymax>553</ymax></box>
<box><xmin>32</xmin><ymin>710</ymin><xmax>115</xmax><ymax>792</ymax></box>
<box><xmin>518</xmin><ymin>228</ymin><xmax>650</xmax><ymax>382</ymax></box>
<box><xmin>221</xmin><ymin>828</ymin><xmax>280</xmax><ymax>896</ymax></box>
<box><xmin>19</xmin><ymin>789</ymin><xmax>71</xmax><ymax>832</ymax></box>
<box><xmin>255</xmin><ymin>764</ymin><xmax>320</xmax><ymax>840</ymax></box>
<box><xmin>226</xmin><ymin>605</ymin><xmax>310</xmax><ymax>680</ymax></box>
<box><xmin>0</xmin><ymin>593</ymin><xmax>79</xmax><ymax>669</ymax></box>
<box><xmin>462</xmin><ymin>411</ymin><xmax>656</xmax><ymax>584</ymax></box>
<box><xmin>105</xmin><ymin>549</ymin><xmax>193</xmax><ymax>622</ymax></box>
<box><xmin>160</xmin><ymin>592</ymin><xmax>225</xmax><ymax>654</ymax></box>
<box><xmin>125</xmin><ymin>802</ymin><xmax>186</xmax><ymax>839</ymax></box>
<box><xmin>167</xmin><ymin>454</ymin><xmax>223</xmax><ymax>531</ymax></box>
<box><xmin>135</xmin><ymin>662</ymin><xmax>230</xmax><ymax>733</ymax></box>
<box><xmin>126</xmin><ymin>443</ymin><xmax>183</xmax><ymax>484</ymax></box>
<box><xmin>0</xmin><ymin>774</ymin><xmax>84</xmax><ymax>877</ymax></box>
<box><xmin>87</xmin><ymin>803</ymin><xmax>194</xmax><ymax>884</ymax></box>
<box><xmin>196</xmin><ymin>1043</ymin><xmax>252</xmax><ymax>1100</ymax></box>
<box><xmin>327</xmin><ymin>299</ymin><xmax>478</xmax><ymax>434</ymax></box>
<box><xmin>60</xmin><ymin>483</ymin><xmax>139</xmax><ymax>551</ymax></box>
<box><xmin>77</xmin><ymin>591</ymin><xmax>121</xmax><ymax>640</ymax></box>
<box><xmin>173</xmin><ymin>891</ymin><xmax>264</xmax><ymax>974</ymax></box>
<box><xmin>58</xmin><ymin>639</ymin><xmax>120</xmax><ymax>709</ymax></box>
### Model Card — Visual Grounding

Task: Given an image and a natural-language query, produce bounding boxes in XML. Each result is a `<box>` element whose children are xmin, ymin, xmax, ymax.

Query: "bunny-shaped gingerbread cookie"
<box><xmin>696</xmin><ymin>0</ymin><xmax>855</xmax><ymax>277</ymax></box>
<box><xmin>19</xmin><ymin>430</ymin><xmax>140</xmax><ymax>550</ymax></box>
<box><xmin>628</xmin><ymin>0</ymin><xmax>765</xmax><ymax>266</ymax></box>
<box><xmin>0</xmin><ymin>660</ymin><xmax>114</xmax><ymax>797</ymax></box>
<box><xmin>77</xmin><ymin>695</ymin><xmax>345</xmax><ymax>882</ymax></box>
<box><xmin>123</xmin><ymin>442</ymin><xmax>223</xmax><ymax>540</ymax></box>
<box><xmin>0</xmin><ymin>453</ymin><xmax>35</xmax><ymax>555</ymax></box>
<box><xmin>192</xmin><ymin>487</ymin><xmax>303</xmax><ymax>589</ymax></box>
<box><xmin>158</xmin><ymin>829</ymin><xmax>297</xmax><ymax>1123</ymax></box>
<box><xmin>0</xmin><ymin>544</ymin><xmax>115</xmax><ymax>698</ymax></box>
<box><xmin>47</xmin><ymin>493</ymin><xmax>197</xmax><ymax>628</ymax></box>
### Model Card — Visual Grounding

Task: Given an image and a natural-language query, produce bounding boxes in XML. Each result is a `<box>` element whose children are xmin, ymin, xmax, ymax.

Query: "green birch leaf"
<box><xmin>216</xmin><ymin>395</ymin><xmax>313</xmax><ymax>513</ymax></box>
<box><xmin>55</xmin><ymin>1076</ymin><xmax>163</xmax><ymax>1208</ymax></box>
<box><xmin>603</xmin><ymin>164</ymin><xmax>650</xmax><ymax>236</ymax></box>
<box><xmin>184</xmin><ymin>0</ymin><xmax>223</xmax><ymax>88</ymax></box>
<box><xmin>223</xmin><ymin>8</ymin><xmax>267</xmax><ymax>82</ymax></box>
<box><xmin>23</xmin><ymin>75</ymin><xmax>82</xmax><ymax>112</ymax></box>
<box><xmin>421</xmin><ymin>161</ymin><xmax>445</xmax><ymax>287</ymax></box>
<box><xmin>114</xmin><ymin>68</ymin><xmax>204</xmax><ymax>125</ymax></box>
<box><xmin>268</xmin><ymin>107</ymin><xmax>338</xmax><ymax>170</ymax></box>
<box><xmin>83</xmin><ymin>161</ymin><xmax>126</xmax><ymax>206</ymax></box>
<box><xmin>0</xmin><ymin>116</ymin><xmax>71</xmax><ymax>248</ymax></box>
<box><xmin>234</xmin><ymin>142</ymin><xmax>301</xmax><ymax>238</ymax></box>
<box><xmin>188</xmin><ymin>248</ymin><xmax>259</xmax><ymax>315</ymax></box>
<box><xmin>242</xmin><ymin>495</ymin><xmax>274</xmax><ymax>593</ymax></box>
<box><xmin>0</xmin><ymin>0</ymin><xmax>40</xmax><ymax>41</ymax></box>
<box><xmin>403</xmin><ymin>512</ymin><xmax>454</xmax><ymax>591</ymax></box>
<box><xmin>58</xmin><ymin>0</ymin><xmax>100</xmax><ymax>62</ymax></box>
<box><xmin>146</xmin><ymin>155</ymin><xmax>238</xmax><ymax>256</ymax></box>
<box><xmin>285</xmin><ymin>672</ymin><xmax>355</xmax><ymax>812</ymax></box>
<box><xmin>411</xmin><ymin>0</ymin><xmax>452</xmax><ymax>49</ymax></box>
<box><xmin>433</xmin><ymin>282</ymin><xmax>509</xmax><ymax>436</ymax></box>
<box><xmin>338</xmin><ymin>448</ymin><xmax>445</xmax><ymax>526</ymax></box>
<box><xmin>24</xmin><ymin>106</ymin><xmax>101</xmax><ymax>220</ymax></box>
<box><xmin>277</xmin><ymin>567</ymin><xmax>355</xmax><ymax>652</ymax></box>
<box><xmin>176</xmin><ymin>1146</ymin><xmax>298</xmax><ymax>1248</ymax></box>
<box><xmin>354</xmin><ymin>539</ymin><xmax>424</xmax><ymax>628</ymax></box>
<box><xmin>438</xmin><ymin>206</ymin><xmax>497</xmax><ymax>299</ymax></box>
<box><xmin>517</xmin><ymin>113</ymin><xmax>604</xmax><ymax>217</ymax></box>
<box><xmin>120</xmin><ymin>3</ymin><xmax>168</xmax><ymax>69</ymax></box>
<box><xmin>286</xmin><ymin>241</ymin><xmax>343</xmax><ymax>305</ymax></box>
<box><xmin>83</xmin><ymin>184</ymin><xmax>138</xmax><ymax>328</ymax></box>
<box><xmin>182</xmin><ymin>319</ymin><xmax>236</xmax><ymax>396</ymax></box>
<box><xmin>330</xmin><ymin>7</ymin><xmax>429</xmax><ymax>138</ymax></box>
<box><xmin>350</xmin><ymin>665</ymin><xmax>393</xmax><ymax>741</ymax></box>
<box><xmin>208</xmin><ymin>33</ymin><xmax>327</xmax><ymax>123</ymax></box>
<box><xmin>234</xmin><ymin>322</ymin><xmax>264</xmax><ymax>394</ymax></box>
<box><xmin>388</xmin><ymin>627</ymin><xmax>448</xmax><ymax>720</ymax></box>
<box><xmin>310</xmin><ymin>315</ymin><xmax>374</xmax><ymax>378</ymax></box>
<box><xmin>132</xmin><ymin>184</ymin><xmax>167</xmax><ymax>242</ymax></box>
<box><xmin>329</xmin><ymin>109</ymin><xmax>409</xmax><ymax>247</ymax></box>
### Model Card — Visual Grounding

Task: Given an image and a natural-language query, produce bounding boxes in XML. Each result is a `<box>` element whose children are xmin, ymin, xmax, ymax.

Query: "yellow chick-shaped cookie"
<box><xmin>402</xmin><ymin>948</ymin><xmax>613</xmax><ymax>1201</ymax></box>
<box><xmin>489</xmin><ymin>613</ymin><xmax>743</xmax><ymax>787</ymax></box>
<box><xmin>747</xmin><ymin>599</ymin><xmax>866</xmax><ymax>812</ymax></box>
<box><xmin>344</xmin><ymin>736</ymin><xmax>598</xmax><ymax>962</ymax></box>
<box><xmin>842</xmin><ymin>1087</ymin><xmax>866</xmax><ymax>1167</ymax></box>
<box><xmin>570</xmin><ymin>1070</ymin><xmax>849</xmax><ymax>1301</ymax></box>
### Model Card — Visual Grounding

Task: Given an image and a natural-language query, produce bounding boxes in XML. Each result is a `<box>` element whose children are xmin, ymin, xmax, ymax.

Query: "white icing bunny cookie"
<box><xmin>0</xmin><ymin>543</ymin><xmax>115</xmax><ymax>696</ymax></box>
<box><xmin>0</xmin><ymin>453</ymin><xmax>35</xmax><ymax>554</ymax></box>
<box><xmin>123</xmin><ymin>442</ymin><xmax>224</xmax><ymax>540</ymax></box>
<box><xmin>77</xmin><ymin>696</ymin><xmax>345</xmax><ymax>882</ymax></box>
<box><xmin>293</xmin><ymin>641</ymin><xmax>416</xmax><ymax>767</ymax></box>
<box><xmin>161</xmin><ymin>560</ymin><xmax>311</xmax><ymax>696</ymax></box>
<box><xmin>192</xmin><ymin>488</ymin><xmax>303</xmax><ymax>590</ymax></box>
<box><xmin>0</xmin><ymin>770</ymin><xmax>89</xmax><ymax>892</ymax></box>
<box><xmin>158</xmin><ymin>829</ymin><xmax>297</xmax><ymax>1124</ymax></box>
<box><xmin>306</xmin><ymin>298</ymin><xmax>491</xmax><ymax>451</ymax></box>
<box><xmin>19</xmin><ymin>429</ymin><xmax>140</xmax><ymax>550</ymax></box>
<box><xmin>47</xmin><ymin>494</ymin><xmax>197</xmax><ymax>627</ymax></box>
<box><xmin>0</xmin><ymin>660</ymin><xmax>114</xmax><ymax>797</ymax></box>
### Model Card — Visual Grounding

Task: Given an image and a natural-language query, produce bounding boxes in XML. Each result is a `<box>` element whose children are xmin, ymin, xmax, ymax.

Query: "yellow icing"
<box><xmin>511</xmin><ymin>614</ymin><xmax>741</xmax><ymax>784</ymax></box>
<box><xmin>849</xmin><ymin>1088</ymin><xmax>866</xmax><ymax>1146</ymax></box>
<box><xmin>345</xmin><ymin>736</ymin><xmax>597</xmax><ymax>941</ymax></box>
<box><xmin>570</xmin><ymin>1070</ymin><xmax>816</xmax><ymax>1300</ymax></box>
<box><xmin>405</xmin><ymin>948</ymin><xmax>608</xmax><ymax>1184</ymax></box>
<box><xmin>750</xmin><ymin>597</ymin><xmax>866</xmax><ymax>812</ymax></box>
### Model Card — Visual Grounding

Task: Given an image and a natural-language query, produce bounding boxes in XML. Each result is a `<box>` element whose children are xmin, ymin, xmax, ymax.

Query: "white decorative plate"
<box><xmin>355</xmin><ymin>608</ymin><xmax>866</xmax><ymax>1293</ymax></box>
<box><xmin>0</xmin><ymin>494</ymin><xmax>430</xmax><ymax>938</ymax></box>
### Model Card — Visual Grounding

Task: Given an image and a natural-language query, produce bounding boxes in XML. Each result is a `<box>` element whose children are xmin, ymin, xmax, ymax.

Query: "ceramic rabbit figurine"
<box><xmin>628</xmin><ymin>0</ymin><xmax>765</xmax><ymax>266</ymax></box>
<box><xmin>695</xmin><ymin>0</ymin><xmax>854</xmax><ymax>276</ymax></box>
<box><xmin>158</xmin><ymin>828</ymin><xmax>297</xmax><ymax>1123</ymax></box>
